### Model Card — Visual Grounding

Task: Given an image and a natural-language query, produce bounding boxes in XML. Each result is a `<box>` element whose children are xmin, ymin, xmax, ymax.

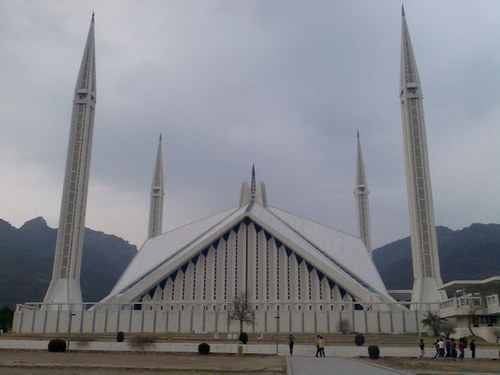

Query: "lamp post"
<box><xmin>275</xmin><ymin>310</ymin><xmax>280</xmax><ymax>355</ymax></box>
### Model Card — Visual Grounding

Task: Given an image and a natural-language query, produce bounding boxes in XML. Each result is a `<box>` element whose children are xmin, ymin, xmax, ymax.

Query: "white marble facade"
<box><xmin>102</xmin><ymin>177</ymin><xmax>394</xmax><ymax>313</ymax></box>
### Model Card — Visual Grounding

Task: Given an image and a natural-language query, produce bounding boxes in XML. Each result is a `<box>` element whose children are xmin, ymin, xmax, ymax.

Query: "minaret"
<box><xmin>148</xmin><ymin>135</ymin><xmax>165</xmax><ymax>239</ymax></box>
<box><xmin>400</xmin><ymin>7</ymin><xmax>445</xmax><ymax>303</ymax></box>
<box><xmin>354</xmin><ymin>132</ymin><xmax>372</xmax><ymax>255</ymax></box>
<box><xmin>250</xmin><ymin>164</ymin><xmax>257</xmax><ymax>200</ymax></box>
<box><xmin>44</xmin><ymin>15</ymin><xmax>96</xmax><ymax>305</ymax></box>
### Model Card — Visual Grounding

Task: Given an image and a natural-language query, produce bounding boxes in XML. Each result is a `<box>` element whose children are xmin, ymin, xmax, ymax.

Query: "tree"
<box><xmin>227</xmin><ymin>293</ymin><xmax>255</xmax><ymax>334</ymax></box>
<box><xmin>421</xmin><ymin>311</ymin><xmax>448</xmax><ymax>336</ymax></box>
<box><xmin>337</xmin><ymin>318</ymin><xmax>351</xmax><ymax>334</ymax></box>
<box><xmin>466</xmin><ymin>304</ymin><xmax>481</xmax><ymax>337</ymax></box>
<box><xmin>0</xmin><ymin>306</ymin><xmax>14</xmax><ymax>332</ymax></box>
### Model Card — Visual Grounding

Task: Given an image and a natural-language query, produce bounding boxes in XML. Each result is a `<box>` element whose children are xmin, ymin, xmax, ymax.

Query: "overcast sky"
<box><xmin>1</xmin><ymin>1</ymin><xmax>498</xmax><ymax>250</ymax></box>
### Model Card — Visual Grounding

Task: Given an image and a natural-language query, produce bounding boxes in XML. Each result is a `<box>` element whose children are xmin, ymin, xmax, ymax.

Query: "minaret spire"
<box><xmin>354</xmin><ymin>132</ymin><xmax>372</xmax><ymax>255</ymax></box>
<box><xmin>250</xmin><ymin>164</ymin><xmax>256</xmax><ymax>200</ymax></box>
<box><xmin>44</xmin><ymin>15</ymin><xmax>97</xmax><ymax>305</ymax></box>
<box><xmin>400</xmin><ymin>10</ymin><xmax>445</xmax><ymax>303</ymax></box>
<box><xmin>148</xmin><ymin>134</ymin><xmax>165</xmax><ymax>239</ymax></box>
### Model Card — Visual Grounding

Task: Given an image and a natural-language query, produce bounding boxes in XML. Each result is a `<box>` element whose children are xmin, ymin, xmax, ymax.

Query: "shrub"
<box><xmin>239</xmin><ymin>332</ymin><xmax>249</xmax><ymax>344</ymax></box>
<box><xmin>354</xmin><ymin>333</ymin><xmax>365</xmax><ymax>346</ymax></box>
<box><xmin>198</xmin><ymin>342</ymin><xmax>210</xmax><ymax>355</ymax></box>
<box><xmin>48</xmin><ymin>338</ymin><xmax>67</xmax><ymax>352</ymax></box>
<box><xmin>129</xmin><ymin>334</ymin><xmax>156</xmax><ymax>349</ymax></box>
<box><xmin>368</xmin><ymin>345</ymin><xmax>380</xmax><ymax>359</ymax></box>
<box><xmin>116</xmin><ymin>331</ymin><xmax>125</xmax><ymax>342</ymax></box>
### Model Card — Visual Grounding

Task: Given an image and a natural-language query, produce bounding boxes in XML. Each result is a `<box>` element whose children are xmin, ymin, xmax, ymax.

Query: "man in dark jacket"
<box><xmin>470</xmin><ymin>340</ymin><xmax>476</xmax><ymax>359</ymax></box>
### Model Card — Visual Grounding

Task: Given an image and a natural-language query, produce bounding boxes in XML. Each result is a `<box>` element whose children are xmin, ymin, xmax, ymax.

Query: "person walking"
<box><xmin>433</xmin><ymin>339</ymin><xmax>439</xmax><ymax>358</ymax></box>
<box><xmin>458</xmin><ymin>339</ymin><xmax>465</xmax><ymax>360</ymax></box>
<box><xmin>437</xmin><ymin>339</ymin><xmax>445</xmax><ymax>357</ymax></box>
<box><xmin>288</xmin><ymin>334</ymin><xmax>295</xmax><ymax>356</ymax></box>
<box><xmin>314</xmin><ymin>335</ymin><xmax>321</xmax><ymax>357</ymax></box>
<box><xmin>445</xmin><ymin>337</ymin><xmax>451</xmax><ymax>357</ymax></box>
<box><xmin>418</xmin><ymin>339</ymin><xmax>425</xmax><ymax>359</ymax></box>
<box><xmin>451</xmin><ymin>338</ymin><xmax>457</xmax><ymax>360</ymax></box>
<box><xmin>318</xmin><ymin>336</ymin><xmax>326</xmax><ymax>357</ymax></box>
<box><xmin>470</xmin><ymin>340</ymin><xmax>476</xmax><ymax>359</ymax></box>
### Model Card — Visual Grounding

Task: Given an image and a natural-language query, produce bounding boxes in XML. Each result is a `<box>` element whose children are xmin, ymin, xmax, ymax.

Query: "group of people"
<box><xmin>428</xmin><ymin>336</ymin><xmax>476</xmax><ymax>359</ymax></box>
<box><xmin>288</xmin><ymin>333</ymin><xmax>478</xmax><ymax>359</ymax></box>
<box><xmin>287</xmin><ymin>334</ymin><xmax>325</xmax><ymax>357</ymax></box>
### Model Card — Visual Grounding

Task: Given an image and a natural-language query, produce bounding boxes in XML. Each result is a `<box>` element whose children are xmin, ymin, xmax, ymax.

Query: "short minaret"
<box><xmin>354</xmin><ymin>132</ymin><xmax>372</xmax><ymax>255</ymax></box>
<box><xmin>400</xmin><ymin>7</ymin><xmax>445</xmax><ymax>303</ymax></box>
<box><xmin>250</xmin><ymin>165</ymin><xmax>257</xmax><ymax>200</ymax></box>
<box><xmin>148</xmin><ymin>135</ymin><xmax>165</xmax><ymax>239</ymax></box>
<box><xmin>44</xmin><ymin>15</ymin><xmax>96</xmax><ymax>305</ymax></box>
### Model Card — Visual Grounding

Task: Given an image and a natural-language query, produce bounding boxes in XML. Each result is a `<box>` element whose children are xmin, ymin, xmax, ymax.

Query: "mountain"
<box><xmin>1</xmin><ymin>218</ymin><xmax>498</xmax><ymax>308</ymax></box>
<box><xmin>373</xmin><ymin>223</ymin><xmax>500</xmax><ymax>290</ymax></box>
<box><xmin>0</xmin><ymin>217</ymin><xmax>137</xmax><ymax>308</ymax></box>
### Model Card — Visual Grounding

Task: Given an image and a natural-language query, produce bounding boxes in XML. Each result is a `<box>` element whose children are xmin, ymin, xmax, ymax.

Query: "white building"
<box><xmin>439</xmin><ymin>277</ymin><xmax>500</xmax><ymax>343</ymax></box>
<box><xmin>14</xmin><ymin>8</ymin><xmax>456</xmax><ymax>335</ymax></box>
<box><xmin>102</xmin><ymin>170</ymin><xmax>394</xmax><ymax>312</ymax></box>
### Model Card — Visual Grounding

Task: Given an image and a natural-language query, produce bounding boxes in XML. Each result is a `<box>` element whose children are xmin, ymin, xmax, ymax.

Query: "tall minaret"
<box><xmin>354</xmin><ymin>132</ymin><xmax>372</xmax><ymax>255</ymax></box>
<box><xmin>44</xmin><ymin>15</ymin><xmax>96</xmax><ymax>305</ymax></box>
<box><xmin>400</xmin><ymin>7</ymin><xmax>445</xmax><ymax>303</ymax></box>
<box><xmin>148</xmin><ymin>135</ymin><xmax>165</xmax><ymax>239</ymax></box>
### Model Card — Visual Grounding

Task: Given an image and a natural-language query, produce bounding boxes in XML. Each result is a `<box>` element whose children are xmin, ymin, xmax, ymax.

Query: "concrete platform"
<box><xmin>287</xmin><ymin>356</ymin><xmax>406</xmax><ymax>375</ymax></box>
<box><xmin>0</xmin><ymin>340</ymin><xmax>497</xmax><ymax>359</ymax></box>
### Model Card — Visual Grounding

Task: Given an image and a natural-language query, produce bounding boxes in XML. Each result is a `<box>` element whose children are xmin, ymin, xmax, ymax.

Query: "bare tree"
<box><xmin>228</xmin><ymin>292</ymin><xmax>255</xmax><ymax>333</ymax></box>
<box><xmin>467</xmin><ymin>305</ymin><xmax>481</xmax><ymax>337</ymax></box>
<box><xmin>337</xmin><ymin>318</ymin><xmax>351</xmax><ymax>334</ymax></box>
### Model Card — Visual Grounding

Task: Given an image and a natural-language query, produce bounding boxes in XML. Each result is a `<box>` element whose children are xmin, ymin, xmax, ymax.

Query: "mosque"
<box><xmin>14</xmin><ymin>8</ymin><xmax>451</xmax><ymax>335</ymax></box>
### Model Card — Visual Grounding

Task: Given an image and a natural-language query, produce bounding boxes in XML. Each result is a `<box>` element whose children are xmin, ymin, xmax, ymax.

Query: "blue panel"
<box><xmin>264</xmin><ymin>231</ymin><xmax>272</xmax><ymax>241</ymax></box>
<box><xmin>201</xmin><ymin>247</ymin><xmax>209</xmax><ymax>257</ymax></box>
<box><xmin>317</xmin><ymin>270</ymin><xmax>325</xmax><ymax>281</ymax></box>
<box><xmin>191</xmin><ymin>254</ymin><xmax>199</xmax><ymax>265</ymax></box>
<box><xmin>306</xmin><ymin>262</ymin><xmax>314</xmax><ymax>273</ymax></box>
<box><xmin>327</xmin><ymin>279</ymin><xmax>336</xmax><ymax>289</ymax></box>
<box><xmin>285</xmin><ymin>247</ymin><xmax>292</xmax><ymax>257</ymax></box>
<box><xmin>181</xmin><ymin>263</ymin><xmax>189</xmax><ymax>273</ymax></box>
<box><xmin>170</xmin><ymin>270</ymin><xmax>178</xmax><ymax>281</ymax></box>
<box><xmin>295</xmin><ymin>254</ymin><xmax>303</xmax><ymax>264</ymax></box>
<box><xmin>338</xmin><ymin>286</ymin><xmax>347</xmax><ymax>297</ymax></box>
<box><xmin>254</xmin><ymin>223</ymin><xmax>262</xmax><ymax>233</ymax></box>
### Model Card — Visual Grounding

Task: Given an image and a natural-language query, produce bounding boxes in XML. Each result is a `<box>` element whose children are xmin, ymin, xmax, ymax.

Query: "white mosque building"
<box><xmin>102</xmin><ymin>166</ymin><xmax>394</xmax><ymax>312</ymax></box>
<box><xmin>14</xmin><ymin>8</ymin><xmax>448</xmax><ymax>335</ymax></box>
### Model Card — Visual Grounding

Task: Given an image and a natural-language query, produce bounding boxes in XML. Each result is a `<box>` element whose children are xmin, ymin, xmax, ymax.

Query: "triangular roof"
<box><xmin>103</xmin><ymin>200</ymin><xmax>392</xmax><ymax>304</ymax></box>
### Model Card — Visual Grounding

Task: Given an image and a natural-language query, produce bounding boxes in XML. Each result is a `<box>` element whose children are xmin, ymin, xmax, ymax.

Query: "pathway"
<box><xmin>287</xmin><ymin>356</ymin><xmax>406</xmax><ymax>375</ymax></box>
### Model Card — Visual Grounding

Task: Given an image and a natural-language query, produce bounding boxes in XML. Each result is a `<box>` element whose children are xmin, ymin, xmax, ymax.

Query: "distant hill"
<box><xmin>1</xmin><ymin>218</ymin><xmax>498</xmax><ymax>308</ymax></box>
<box><xmin>0</xmin><ymin>217</ymin><xmax>137</xmax><ymax>308</ymax></box>
<box><xmin>373</xmin><ymin>223</ymin><xmax>500</xmax><ymax>289</ymax></box>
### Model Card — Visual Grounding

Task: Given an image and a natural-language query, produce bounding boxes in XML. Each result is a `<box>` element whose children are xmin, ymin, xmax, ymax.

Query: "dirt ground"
<box><xmin>361</xmin><ymin>357</ymin><xmax>500</xmax><ymax>374</ymax></box>
<box><xmin>0</xmin><ymin>351</ymin><xmax>286</xmax><ymax>375</ymax></box>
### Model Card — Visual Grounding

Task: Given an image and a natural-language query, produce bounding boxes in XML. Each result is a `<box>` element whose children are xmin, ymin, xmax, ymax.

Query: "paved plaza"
<box><xmin>288</xmin><ymin>356</ymin><xmax>405</xmax><ymax>375</ymax></box>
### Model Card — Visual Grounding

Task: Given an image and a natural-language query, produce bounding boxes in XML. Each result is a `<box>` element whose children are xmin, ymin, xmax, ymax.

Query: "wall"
<box><xmin>14</xmin><ymin>307</ymin><xmax>432</xmax><ymax>335</ymax></box>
